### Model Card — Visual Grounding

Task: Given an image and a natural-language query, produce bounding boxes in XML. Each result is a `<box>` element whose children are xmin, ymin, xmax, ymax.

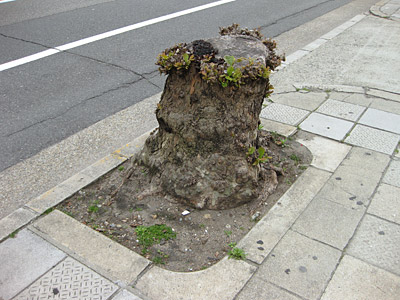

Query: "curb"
<box><xmin>370</xmin><ymin>0</ymin><xmax>395</xmax><ymax>19</ymax></box>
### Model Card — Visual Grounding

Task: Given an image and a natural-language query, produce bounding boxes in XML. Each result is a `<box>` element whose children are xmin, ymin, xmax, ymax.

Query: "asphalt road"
<box><xmin>0</xmin><ymin>0</ymin><xmax>354</xmax><ymax>171</ymax></box>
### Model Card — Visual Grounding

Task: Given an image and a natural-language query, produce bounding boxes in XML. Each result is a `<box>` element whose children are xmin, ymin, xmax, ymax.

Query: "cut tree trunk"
<box><xmin>136</xmin><ymin>35</ymin><xmax>279</xmax><ymax>209</ymax></box>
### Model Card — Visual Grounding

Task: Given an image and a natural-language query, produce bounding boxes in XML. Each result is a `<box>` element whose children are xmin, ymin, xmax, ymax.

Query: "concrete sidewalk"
<box><xmin>1</xmin><ymin>0</ymin><xmax>400</xmax><ymax>299</ymax></box>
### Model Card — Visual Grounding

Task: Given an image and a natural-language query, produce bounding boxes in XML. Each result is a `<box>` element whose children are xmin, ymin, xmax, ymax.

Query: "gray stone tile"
<box><xmin>235</xmin><ymin>277</ymin><xmax>302</xmax><ymax>300</ymax></box>
<box><xmin>321</xmin><ymin>255</ymin><xmax>400</xmax><ymax>300</ymax></box>
<box><xmin>259</xmin><ymin>118</ymin><xmax>296</xmax><ymax>137</ymax></box>
<box><xmin>359</xmin><ymin>108</ymin><xmax>400</xmax><ymax>134</ymax></box>
<box><xmin>367</xmin><ymin>89</ymin><xmax>400</xmax><ymax>103</ymax></box>
<box><xmin>260</xmin><ymin>103</ymin><xmax>309</xmax><ymax>126</ymax></box>
<box><xmin>14</xmin><ymin>256</ymin><xmax>117</xmax><ymax>300</ymax></box>
<box><xmin>238</xmin><ymin>167</ymin><xmax>331</xmax><ymax>264</ymax></box>
<box><xmin>296</xmin><ymin>131</ymin><xmax>351</xmax><ymax>172</ymax></box>
<box><xmin>347</xmin><ymin>214</ymin><xmax>400</xmax><ymax>276</ymax></box>
<box><xmin>293</xmin><ymin>197</ymin><xmax>364</xmax><ymax>249</ymax></box>
<box><xmin>317</xmin><ymin>147</ymin><xmax>389</xmax><ymax>210</ymax></box>
<box><xmin>0</xmin><ymin>207</ymin><xmax>38</xmax><ymax>241</ymax></box>
<box><xmin>368</xmin><ymin>183</ymin><xmax>400</xmax><ymax>225</ymax></box>
<box><xmin>300</xmin><ymin>113</ymin><xmax>354</xmax><ymax>140</ymax></box>
<box><xmin>136</xmin><ymin>257</ymin><xmax>256</xmax><ymax>300</ymax></box>
<box><xmin>32</xmin><ymin>210</ymin><xmax>150</xmax><ymax>284</ymax></box>
<box><xmin>345</xmin><ymin>125</ymin><xmax>400</xmax><ymax>155</ymax></box>
<box><xmin>316</xmin><ymin>99</ymin><xmax>366</xmax><ymax>121</ymax></box>
<box><xmin>383</xmin><ymin>159</ymin><xmax>400</xmax><ymax>188</ymax></box>
<box><xmin>0</xmin><ymin>229</ymin><xmax>66</xmax><ymax>300</ymax></box>
<box><xmin>112</xmin><ymin>289</ymin><xmax>144</xmax><ymax>300</ymax></box>
<box><xmin>257</xmin><ymin>230</ymin><xmax>341</xmax><ymax>300</ymax></box>
<box><xmin>331</xmin><ymin>93</ymin><xmax>373</xmax><ymax>107</ymax></box>
<box><xmin>370</xmin><ymin>97</ymin><xmax>400</xmax><ymax>115</ymax></box>
<box><xmin>271</xmin><ymin>92</ymin><xmax>326</xmax><ymax>111</ymax></box>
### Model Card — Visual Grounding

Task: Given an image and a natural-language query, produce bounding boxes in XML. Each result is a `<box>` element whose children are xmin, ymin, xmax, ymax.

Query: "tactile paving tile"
<box><xmin>345</xmin><ymin>125</ymin><xmax>400</xmax><ymax>155</ymax></box>
<box><xmin>317</xmin><ymin>99</ymin><xmax>365</xmax><ymax>121</ymax></box>
<box><xmin>14</xmin><ymin>257</ymin><xmax>117</xmax><ymax>300</ymax></box>
<box><xmin>260</xmin><ymin>103</ymin><xmax>309</xmax><ymax>126</ymax></box>
<box><xmin>382</xmin><ymin>159</ymin><xmax>400</xmax><ymax>188</ymax></box>
<box><xmin>347</xmin><ymin>214</ymin><xmax>400</xmax><ymax>276</ymax></box>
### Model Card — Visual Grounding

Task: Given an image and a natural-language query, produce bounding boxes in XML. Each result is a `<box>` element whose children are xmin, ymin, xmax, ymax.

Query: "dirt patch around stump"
<box><xmin>58</xmin><ymin>131</ymin><xmax>311</xmax><ymax>272</ymax></box>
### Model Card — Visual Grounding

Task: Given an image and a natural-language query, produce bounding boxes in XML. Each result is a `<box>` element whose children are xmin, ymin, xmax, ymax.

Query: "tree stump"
<box><xmin>136</xmin><ymin>25</ymin><xmax>284</xmax><ymax>210</ymax></box>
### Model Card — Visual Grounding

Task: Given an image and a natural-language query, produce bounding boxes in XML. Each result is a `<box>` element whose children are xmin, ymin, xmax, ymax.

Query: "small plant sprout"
<box><xmin>88</xmin><ymin>200</ymin><xmax>100</xmax><ymax>213</ymax></box>
<box><xmin>258</xmin><ymin>124</ymin><xmax>264</xmax><ymax>130</ymax></box>
<box><xmin>135</xmin><ymin>224</ymin><xmax>176</xmax><ymax>254</ymax></box>
<box><xmin>118</xmin><ymin>166</ymin><xmax>124</xmax><ymax>171</ymax></box>
<box><xmin>289</xmin><ymin>154</ymin><xmax>300</xmax><ymax>165</ymax></box>
<box><xmin>228</xmin><ymin>242</ymin><xmax>246</xmax><ymax>260</ymax></box>
<box><xmin>247</xmin><ymin>146</ymin><xmax>272</xmax><ymax>165</ymax></box>
<box><xmin>224</xmin><ymin>230</ymin><xmax>232</xmax><ymax>237</ymax></box>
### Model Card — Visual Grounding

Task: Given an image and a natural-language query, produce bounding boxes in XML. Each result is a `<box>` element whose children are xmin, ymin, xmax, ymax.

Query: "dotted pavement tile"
<box><xmin>345</xmin><ymin>125</ymin><xmax>400</xmax><ymax>155</ymax></box>
<box><xmin>316</xmin><ymin>99</ymin><xmax>365</xmax><ymax>121</ymax></box>
<box><xmin>260</xmin><ymin>103</ymin><xmax>309</xmax><ymax>126</ymax></box>
<box><xmin>13</xmin><ymin>256</ymin><xmax>118</xmax><ymax>300</ymax></box>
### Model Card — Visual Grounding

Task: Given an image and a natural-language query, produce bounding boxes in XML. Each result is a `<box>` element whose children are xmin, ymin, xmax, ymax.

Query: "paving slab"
<box><xmin>359</xmin><ymin>108</ymin><xmax>400</xmax><ymax>134</ymax></box>
<box><xmin>0</xmin><ymin>229</ymin><xmax>66</xmax><ymax>300</ymax></box>
<box><xmin>238</xmin><ymin>167</ymin><xmax>331</xmax><ymax>264</ymax></box>
<box><xmin>368</xmin><ymin>183</ymin><xmax>400</xmax><ymax>225</ymax></box>
<box><xmin>347</xmin><ymin>214</ymin><xmax>400</xmax><ymax>276</ymax></box>
<box><xmin>292</xmin><ymin>197</ymin><xmax>364</xmax><ymax>250</ymax></box>
<box><xmin>270</xmin><ymin>92</ymin><xmax>326</xmax><ymax>111</ymax></box>
<box><xmin>370</xmin><ymin>97</ymin><xmax>400</xmax><ymax>115</ymax></box>
<box><xmin>13</xmin><ymin>256</ymin><xmax>118</xmax><ymax>300</ymax></box>
<box><xmin>235</xmin><ymin>277</ymin><xmax>302</xmax><ymax>300</ymax></box>
<box><xmin>367</xmin><ymin>89</ymin><xmax>400</xmax><ymax>103</ymax></box>
<box><xmin>259</xmin><ymin>118</ymin><xmax>297</xmax><ymax>137</ymax></box>
<box><xmin>256</xmin><ymin>230</ymin><xmax>341</xmax><ymax>300</ymax></box>
<box><xmin>296</xmin><ymin>131</ymin><xmax>351</xmax><ymax>172</ymax></box>
<box><xmin>0</xmin><ymin>207</ymin><xmax>38</xmax><ymax>241</ymax></box>
<box><xmin>345</xmin><ymin>125</ymin><xmax>400</xmax><ymax>155</ymax></box>
<box><xmin>260</xmin><ymin>103</ymin><xmax>309</xmax><ymax>126</ymax></box>
<box><xmin>321</xmin><ymin>255</ymin><xmax>400</xmax><ymax>300</ymax></box>
<box><xmin>336</xmin><ymin>93</ymin><xmax>373</xmax><ymax>107</ymax></box>
<box><xmin>382</xmin><ymin>159</ymin><xmax>400</xmax><ymax>188</ymax></box>
<box><xmin>316</xmin><ymin>147</ymin><xmax>389</xmax><ymax>210</ymax></box>
<box><xmin>31</xmin><ymin>210</ymin><xmax>150</xmax><ymax>284</ymax></box>
<box><xmin>112</xmin><ymin>289</ymin><xmax>144</xmax><ymax>300</ymax></box>
<box><xmin>300</xmin><ymin>113</ymin><xmax>354</xmax><ymax>140</ymax></box>
<box><xmin>135</xmin><ymin>257</ymin><xmax>256</xmax><ymax>300</ymax></box>
<box><xmin>316</xmin><ymin>99</ymin><xmax>365</xmax><ymax>121</ymax></box>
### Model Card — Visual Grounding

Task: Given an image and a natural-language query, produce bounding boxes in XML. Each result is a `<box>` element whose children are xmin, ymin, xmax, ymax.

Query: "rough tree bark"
<box><xmin>135</xmin><ymin>26</ymin><xmax>283</xmax><ymax>210</ymax></box>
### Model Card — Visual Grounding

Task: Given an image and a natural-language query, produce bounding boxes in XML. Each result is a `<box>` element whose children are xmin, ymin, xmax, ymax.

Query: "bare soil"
<box><xmin>57</xmin><ymin>131</ymin><xmax>311</xmax><ymax>272</ymax></box>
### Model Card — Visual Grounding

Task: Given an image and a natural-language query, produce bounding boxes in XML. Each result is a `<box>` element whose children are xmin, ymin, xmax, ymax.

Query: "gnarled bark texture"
<box><xmin>137</xmin><ymin>36</ymin><xmax>277</xmax><ymax>209</ymax></box>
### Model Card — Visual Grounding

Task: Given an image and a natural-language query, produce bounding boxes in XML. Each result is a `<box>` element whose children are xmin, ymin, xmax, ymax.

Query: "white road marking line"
<box><xmin>0</xmin><ymin>0</ymin><xmax>236</xmax><ymax>72</ymax></box>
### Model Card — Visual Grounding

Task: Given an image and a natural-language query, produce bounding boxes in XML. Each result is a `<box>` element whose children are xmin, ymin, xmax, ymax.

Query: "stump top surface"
<box><xmin>207</xmin><ymin>35</ymin><xmax>268</xmax><ymax>65</ymax></box>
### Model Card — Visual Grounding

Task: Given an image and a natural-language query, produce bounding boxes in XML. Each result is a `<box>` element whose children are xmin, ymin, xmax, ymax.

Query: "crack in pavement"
<box><xmin>4</xmin><ymin>76</ymin><xmax>148</xmax><ymax>138</ymax></box>
<box><xmin>262</xmin><ymin>0</ymin><xmax>340</xmax><ymax>36</ymax></box>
